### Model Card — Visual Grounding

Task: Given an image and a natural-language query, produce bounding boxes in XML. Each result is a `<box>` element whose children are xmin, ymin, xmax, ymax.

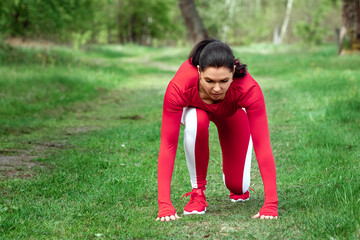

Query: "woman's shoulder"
<box><xmin>232</xmin><ymin>72</ymin><xmax>265</xmax><ymax>110</ymax></box>
<box><xmin>232</xmin><ymin>71</ymin><xmax>261</xmax><ymax>93</ymax></box>
<box><xmin>170</xmin><ymin>59</ymin><xmax>198</xmax><ymax>90</ymax></box>
<box><xmin>164</xmin><ymin>60</ymin><xmax>197</xmax><ymax>109</ymax></box>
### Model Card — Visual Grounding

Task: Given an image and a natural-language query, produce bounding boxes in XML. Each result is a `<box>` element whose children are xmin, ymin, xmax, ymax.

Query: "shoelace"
<box><xmin>181</xmin><ymin>191</ymin><xmax>208</xmax><ymax>207</ymax></box>
<box><xmin>181</xmin><ymin>191</ymin><xmax>193</xmax><ymax>199</ymax></box>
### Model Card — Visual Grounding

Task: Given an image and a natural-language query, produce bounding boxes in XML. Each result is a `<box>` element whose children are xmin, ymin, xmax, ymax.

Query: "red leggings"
<box><xmin>181</xmin><ymin>107</ymin><xmax>253</xmax><ymax>194</ymax></box>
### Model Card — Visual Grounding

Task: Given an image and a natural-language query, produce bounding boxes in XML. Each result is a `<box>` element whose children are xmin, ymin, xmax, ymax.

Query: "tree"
<box><xmin>338</xmin><ymin>0</ymin><xmax>360</xmax><ymax>54</ymax></box>
<box><xmin>0</xmin><ymin>0</ymin><xmax>345</xmax><ymax>46</ymax></box>
<box><xmin>116</xmin><ymin>0</ymin><xmax>176</xmax><ymax>45</ymax></box>
<box><xmin>178</xmin><ymin>0</ymin><xmax>208</xmax><ymax>43</ymax></box>
<box><xmin>274</xmin><ymin>0</ymin><xmax>293</xmax><ymax>44</ymax></box>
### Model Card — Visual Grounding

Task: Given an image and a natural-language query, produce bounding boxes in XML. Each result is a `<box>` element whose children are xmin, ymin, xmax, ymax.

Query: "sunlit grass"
<box><xmin>0</xmin><ymin>44</ymin><xmax>359</xmax><ymax>239</ymax></box>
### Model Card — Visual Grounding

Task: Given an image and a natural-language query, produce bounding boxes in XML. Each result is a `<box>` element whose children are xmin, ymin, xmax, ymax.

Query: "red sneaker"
<box><xmin>182</xmin><ymin>188</ymin><xmax>208</xmax><ymax>215</ymax></box>
<box><xmin>229</xmin><ymin>190</ymin><xmax>250</xmax><ymax>202</ymax></box>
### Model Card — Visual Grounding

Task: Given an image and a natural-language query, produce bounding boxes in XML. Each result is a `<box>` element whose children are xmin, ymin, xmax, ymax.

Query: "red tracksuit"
<box><xmin>157</xmin><ymin>59</ymin><xmax>278</xmax><ymax>217</ymax></box>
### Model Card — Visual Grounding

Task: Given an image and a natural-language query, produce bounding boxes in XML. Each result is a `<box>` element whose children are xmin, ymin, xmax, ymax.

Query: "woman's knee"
<box><xmin>223</xmin><ymin>174</ymin><xmax>244</xmax><ymax>195</ymax></box>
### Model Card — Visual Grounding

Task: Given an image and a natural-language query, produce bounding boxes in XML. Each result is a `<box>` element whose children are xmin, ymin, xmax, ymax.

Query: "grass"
<box><xmin>0</xmin><ymin>43</ymin><xmax>359</xmax><ymax>239</ymax></box>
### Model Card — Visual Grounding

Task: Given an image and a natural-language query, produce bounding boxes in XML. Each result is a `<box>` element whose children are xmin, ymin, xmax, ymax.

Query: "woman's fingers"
<box><xmin>155</xmin><ymin>213</ymin><xmax>181</xmax><ymax>222</ymax></box>
<box><xmin>252</xmin><ymin>212</ymin><xmax>278</xmax><ymax>220</ymax></box>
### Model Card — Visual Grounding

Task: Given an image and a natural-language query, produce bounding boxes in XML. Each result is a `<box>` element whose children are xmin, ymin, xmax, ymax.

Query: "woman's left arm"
<box><xmin>246</xmin><ymin>86</ymin><xmax>278</xmax><ymax>218</ymax></box>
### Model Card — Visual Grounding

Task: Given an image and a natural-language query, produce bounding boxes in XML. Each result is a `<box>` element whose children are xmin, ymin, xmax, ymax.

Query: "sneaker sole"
<box><xmin>230</xmin><ymin>198</ymin><xmax>249</xmax><ymax>203</ymax></box>
<box><xmin>183</xmin><ymin>208</ymin><xmax>206</xmax><ymax>215</ymax></box>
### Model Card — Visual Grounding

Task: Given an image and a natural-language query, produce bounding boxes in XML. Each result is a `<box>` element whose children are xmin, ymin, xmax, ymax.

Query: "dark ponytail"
<box><xmin>188</xmin><ymin>39</ymin><xmax>247</xmax><ymax>78</ymax></box>
<box><xmin>233</xmin><ymin>58</ymin><xmax>247</xmax><ymax>78</ymax></box>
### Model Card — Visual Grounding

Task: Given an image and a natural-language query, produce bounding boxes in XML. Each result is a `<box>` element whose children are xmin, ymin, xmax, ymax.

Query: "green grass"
<box><xmin>0</xmin><ymin>43</ymin><xmax>359</xmax><ymax>239</ymax></box>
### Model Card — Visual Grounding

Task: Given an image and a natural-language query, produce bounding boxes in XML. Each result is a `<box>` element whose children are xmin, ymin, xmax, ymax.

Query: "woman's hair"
<box><xmin>188</xmin><ymin>39</ymin><xmax>247</xmax><ymax>78</ymax></box>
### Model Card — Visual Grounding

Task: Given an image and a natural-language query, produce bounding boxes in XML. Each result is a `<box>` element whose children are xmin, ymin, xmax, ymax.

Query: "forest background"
<box><xmin>0</xmin><ymin>0</ymin><xmax>343</xmax><ymax>47</ymax></box>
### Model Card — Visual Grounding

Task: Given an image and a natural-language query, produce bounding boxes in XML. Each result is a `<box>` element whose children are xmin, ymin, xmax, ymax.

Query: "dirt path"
<box><xmin>0</xmin><ymin>128</ymin><xmax>99</xmax><ymax>179</ymax></box>
<box><xmin>0</xmin><ymin>142</ymin><xmax>64</xmax><ymax>179</ymax></box>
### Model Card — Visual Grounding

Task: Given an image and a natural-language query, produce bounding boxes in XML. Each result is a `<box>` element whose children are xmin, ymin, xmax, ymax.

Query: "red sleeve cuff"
<box><xmin>158</xmin><ymin>201</ymin><xmax>176</xmax><ymax>218</ymax></box>
<box><xmin>259</xmin><ymin>201</ymin><xmax>278</xmax><ymax>217</ymax></box>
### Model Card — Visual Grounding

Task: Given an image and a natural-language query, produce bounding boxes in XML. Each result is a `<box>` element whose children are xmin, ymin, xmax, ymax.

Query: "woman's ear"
<box><xmin>197</xmin><ymin>65</ymin><xmax>201</xmax><ymax>75</ymax></box>
<box><xmin>233</xmin><ymin>65</ymin><xmax>236</xmax><ymax>73</ymax></box>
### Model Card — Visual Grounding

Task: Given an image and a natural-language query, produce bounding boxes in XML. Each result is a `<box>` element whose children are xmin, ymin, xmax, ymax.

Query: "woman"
<box><xmin>156</xmin><ymin>39</ymin><xmax>278</xmax><ymax>222</ymax></box>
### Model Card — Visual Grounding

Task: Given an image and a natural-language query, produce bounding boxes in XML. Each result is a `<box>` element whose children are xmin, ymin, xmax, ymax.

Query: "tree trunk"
<box><xmin>339</xmin><ymin>0</ymin><xmax>360</xmax><ymax>54</ymax></box>
<box><xmin>273</xmin><ymin>26</ymin><xmax>280</xmax><ymax>45</ymax></box>
<box><xmin>277</xmin><ymin>0</ymin><xmax>293</xmax><ymax>44</ymax></box>
<box><xmin>178</xmin><ymin>0</ymin><xmax>208</xmax><ymax>43</ymax></box>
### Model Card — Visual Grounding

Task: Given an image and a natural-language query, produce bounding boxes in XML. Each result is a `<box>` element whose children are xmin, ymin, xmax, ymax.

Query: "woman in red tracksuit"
<box><xmin>156</xmin><ymin>39</ymin><xmax>278</xmax><ymax>222</ymax></box>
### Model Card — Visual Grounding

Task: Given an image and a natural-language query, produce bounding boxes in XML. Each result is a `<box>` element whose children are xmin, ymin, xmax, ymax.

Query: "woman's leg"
<box><xmin>181</xmin><ymin>107</ymin><xmax>210</xmax><ymax>190</ymax></box>
<box><xmin>212</xmin><ymin>109</ymin><xmax>253</xmax><ymax>196</ymax></box>
<box><xmin>181</xmin><ymin>107</ymin><xmax>210</xmax><ymax>214</ymax></box>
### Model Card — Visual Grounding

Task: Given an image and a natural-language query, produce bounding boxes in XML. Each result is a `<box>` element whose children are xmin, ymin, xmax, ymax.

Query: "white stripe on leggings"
<box><xmin>242</xmin><ymin>136</ymin><xmax>253</xmax><ymax>193</ymax></box>
<box><xmin>182</xmin><ymin>107</ymin><xmax>198</xmax><ymax>189</ymax></box>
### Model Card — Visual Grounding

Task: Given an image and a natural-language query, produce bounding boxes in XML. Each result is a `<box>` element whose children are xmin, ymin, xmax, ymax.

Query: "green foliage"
<box><xmin>116</xmin><ymin>0</ymin><xmax>180</xmax><ymax>45</ymax></box>
<box><xmin>294</xmin><ymin>1</ymin><xmax>333</xmax><ymax>45</ymax></box>
<box><xmin>0</xmin><ymin>0</ymin><xmax>97</xmax><ymax>42</ymax></box>
<box><xmin>196</xmin><ymin>0</ymin><xmax>342</xmax><ymax>45</ymax></box>
<box><xmin>0</xmin><ymin>0</ymin><xmax>183</xmax><ymax>46</ymax></box>
<box><xmin>197</xmin><ymin>0</ymin><xmax>284</xmax><ymax>44</ymax></box>
<box><xmin>0</xmin><ymin>0</ymin><xmax>344</xmax><ymax>46</ymax></box>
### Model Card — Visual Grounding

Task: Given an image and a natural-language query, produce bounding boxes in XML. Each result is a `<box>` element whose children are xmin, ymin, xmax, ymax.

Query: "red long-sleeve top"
<box><xmin>157</xmin><ymin>60</ymin><xmax>278</xmax><ymax>217</ymax></box>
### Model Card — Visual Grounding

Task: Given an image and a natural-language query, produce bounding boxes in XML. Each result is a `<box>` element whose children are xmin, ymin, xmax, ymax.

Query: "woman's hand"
<box><xmin>155</xmin><ymin>213</ymin><xmax>181</xmax><ymax>222</ymax></box>
<box><xmin>252</xmin><ymin>212</ymin><xmax>278</xmax><ymax>220</ymax></box>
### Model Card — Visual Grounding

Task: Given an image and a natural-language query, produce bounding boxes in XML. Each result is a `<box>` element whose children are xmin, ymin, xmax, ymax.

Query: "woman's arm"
<box><xmin>246</xmin><ymin>86</ymin><xmax>278</xmax><ymax>217</ymax></box>
<box><xmin>157</xmin><ymin>83</ymin><xmax>184</xmax><ymax>218</ymax></box>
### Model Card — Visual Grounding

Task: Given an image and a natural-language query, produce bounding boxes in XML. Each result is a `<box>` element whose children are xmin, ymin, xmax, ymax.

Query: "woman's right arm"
<box><xmin>157</xmin><ymin>83</ymin><xmax>184</xmax><ymax>219</ymax></box>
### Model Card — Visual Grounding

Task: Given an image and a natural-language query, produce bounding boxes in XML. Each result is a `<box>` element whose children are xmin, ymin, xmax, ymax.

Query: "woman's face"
<box><xmin>198</xmin><ymin>66</ymin><xmax>234</xmax><ymax>103</ymax></box>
